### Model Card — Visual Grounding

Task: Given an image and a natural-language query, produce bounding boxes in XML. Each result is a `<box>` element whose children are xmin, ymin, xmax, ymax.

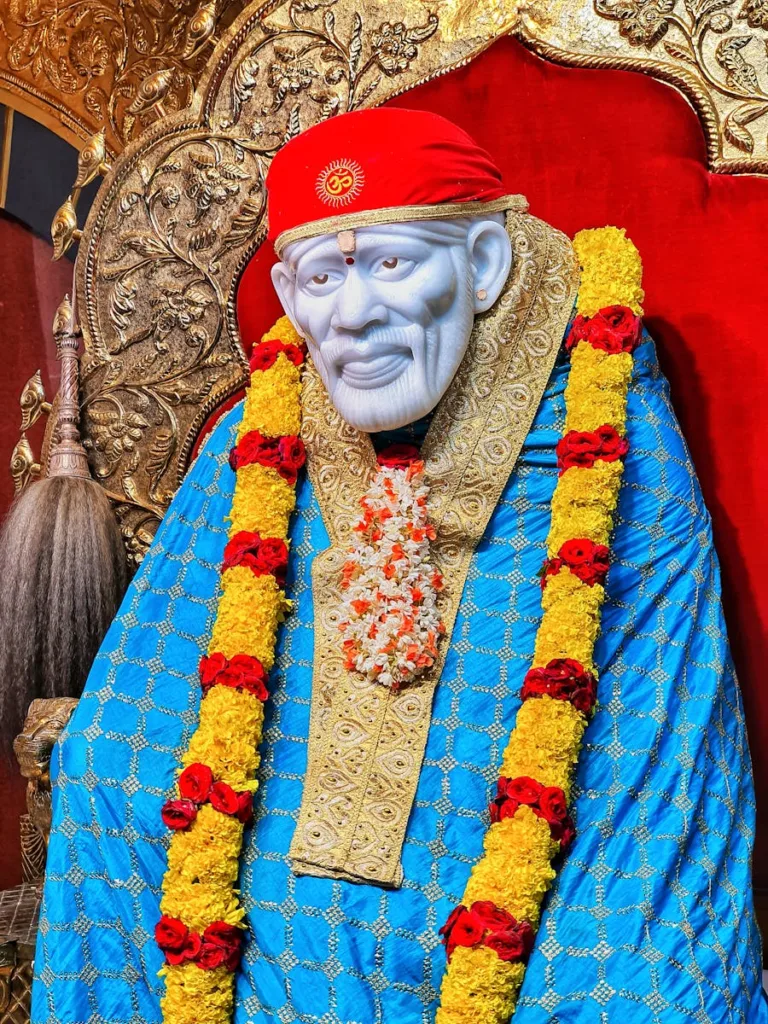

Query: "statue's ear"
<box><xmin>467</xmin><ymin>219</ymin><xmax>513</xmax><ymax>314</ymax></box>
<box><xmin>270</xmin><ymin>262</ymin><xmax>303</xmax><ymax>337</ymax></box>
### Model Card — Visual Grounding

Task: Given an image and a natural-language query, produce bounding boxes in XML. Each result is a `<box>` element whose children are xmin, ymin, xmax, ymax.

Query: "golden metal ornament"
<box><xmin>52</xmin><ymin>295</ymin><xmax>74</xmax><ymax>338</ymax></box>
<box><xmin>436</xmin><ymin>0</ymin><xmax>525</xmax><ymax>43</ymax></box>
<box><xmin>126</xmin><ymin>68</ymin><xmax>174</xmax><ymax>119</ymax></box>
<box><xmin>72</xmin><ymin>0</ymin><xmax>453</xmax><ymax>556</ymax></box>
<box><xmin>10</xmin><ymin>435</ymin><xmax>40</xmax><ymax>495</ymax></box>
<box><xmin>18</xmin><ymin>371</ymin><xmax>51</xmax><ymax>433</ymax></box>
<box><xmin>50</xmin><ymin>196</ymin><xmax>81</xmax><ymax>262</ymax></box>
<box><xmin>183</xmin><ymin>0</ymin><xmax>219</xmax><ymax>59</ymax></box>
<box><xmin>1</xmin><ymin>0</ymin><xmax>766</xmax><ymax>165</ymax></box>
<box><xmin>11</xmin><ymin>371</ymin><xmax>52</xmax><ymax>495</ymax></box>
<box><xmin>73</xmin><ymin>130</ymin><xmax>111</xmax><ymax>189</ymax></box>
<box><xmin>48</xmin><ymin>295</ymin><xmax>92</xmax><ymax>480</ymax></box>
<box><xmin>13</xmin><ymin>698</ymin><xmax>80</xmax><ymax>841</ymax></box>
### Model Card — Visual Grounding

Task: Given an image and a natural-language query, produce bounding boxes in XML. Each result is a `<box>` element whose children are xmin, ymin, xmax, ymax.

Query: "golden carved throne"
<box><xmin>2</xmin><ymin>0</ymin><xmax>768</xmax><ymax>1019</ymax></box>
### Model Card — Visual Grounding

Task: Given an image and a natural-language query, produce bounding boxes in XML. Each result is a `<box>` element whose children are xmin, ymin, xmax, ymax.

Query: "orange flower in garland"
<box><xmin>156</xmin><ymin>316</ymin><xmax>304</xmax><ymax>1024</ymax></box>
<box><xmin>436</xmin><ymin>226</ymin><xmax>645</xmax><ymax>1024</ymax></box>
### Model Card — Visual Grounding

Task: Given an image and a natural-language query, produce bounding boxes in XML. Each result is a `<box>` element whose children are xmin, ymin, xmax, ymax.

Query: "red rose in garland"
<box><xmin>536</xmin><ymin>786</ymin><xmax>568</xmax><ymax>826</ymax></box>
<box><xmin>491</xmin><ymin>776</ymin><xmax>543</xmax><ymax>822</ymax></box>
<box><xmin>503</xmin><ymin>776</ymin><xmax>543</xmax><ymax>805</ymax></box>
<box><xmin>439</xmin><ymin>901</ymin><xmax>535</xmax><ymax>964</ymax></box>
<box><xmin>485</xmin><ymin>919</ymin><xmax>535</xmax><ymax>962</ymax></box>
<box><xmin>221</xmin><ymin>655</ymin><xmax>269</xmax><ymax>700</ymax></box>
<box><xmin>155</xmin><ymin>916</ymin><xmax>189</xmax><ymax>953</ymax></box>
<box><xmin>552</xmin><ymin>817</ymin><xmax>577</xmax><ymax>850</ymax></box>
<box><xmin>566</xmin><ymin>304</ymin><xmax>642</xmax><ymax>353</ymax></box>
<box><xmin>198</xmin><ymin>652</ymin><xmax>228</xmax><ymax>690</ymax></box>
<box><xmin>165</xmin><ymin>931</ymin><xmax>203</xmax><ymax>966</ymax></box>
<box><xmin>563</xmin><ymin>540</ymin><xmax>610</xmax><ymax>586</ymax></box>
<box><xmin>229</xmin><ymin>431</ymin><xmax>277</xmax><ymax>472</ymax></box>
<box><xmin>178</xmin><ymin>763</ymin><xmax>213</xmax><ymax>804</ymax></box>
<box><xmin>488</xmin><ymin>778</ymin><xmax>575</xmax><ymax>849</ymax></box>
<box><xmin>229</xmin><ymin>431</ymin><xmax>305</xmax><ymax>483</ymax></box>
<box><xmin>209</xmin><ymin>781</ymin><xmax>242</xmax><ymax>816</ymax></box>
<box><xmin>489</xmin><ymin>792</ymin><xmax>519</xmax><ymax>823</ymax></box>
<box><xmin>556</xmin><ymin>424</ymin><xmax>628</xmax><ymax>473</ymax></box>
<box><xmin>439</xmin><ymin>906</ymin><xmax>464</xmax><ymax>945</ymax></box>
<box><xmin>277</xmin><ymin>435</ymin><xmax>307</xmax><ymax>483</ymax></box>
<box><xmin>199</xmin><ymin>653</ymin><xmax>269</xmax><ymax>701</ymax></box>
<box><xmin>542</xmin><ymin>539</ymin><xmax>611</xmax><ymax>589</ymax></box>
<box><xmin>223</xmin><ymin>531</ymin><xmax>263</xmax><ymax>571</ymax></box>
<box><xmin>521</xmin><ymin>659</ymin><xmax>598</xmax><ymax>714</ymax></box>
<box><xmin>161</xmin><ymin>798</ymin><xmax>198</xmax><ymax>830</ymax></box>
<box><xmin>235</xmin><ymin>790</ymin><xmax>254</xmax><ymax>825</ymax></box>
<box><xmin>594</xmin><ymin>423</ymin><xmax>629</xmax><ymax>459</ymax></box>
<box><xmin>254</xmin><ymin>537</ymin><xmax>290</xmax><ymax>583</ymax></box>
<box><xmin>249</xmin><ymin>339</ymin><xmax>305</xmax><ymax>372</ymax></box>
<box><xmin>470</xmin><ymin>901</ymin><xmax>514</xmax><ymax>932</ymax></box>
<box><xmin>485</xmin><ymin>929</ymin><xmax>525</xmax><ymax>962</ymax></box>
<box><xmin>439</xmin><ymin>906</ymin><xmax>485</xmax><ymax>958</ymax></box>
<box><xmin>223</xmin><ymin>532</ymin><xmax>289</xmax><ymax>583</ymax></box>
<box><xmin>198</xmin><ymin>924</ymin><xmax>242</xmax><ymax>971</ymax></box>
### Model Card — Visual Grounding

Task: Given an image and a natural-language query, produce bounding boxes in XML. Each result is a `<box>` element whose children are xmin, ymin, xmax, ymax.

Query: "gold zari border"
<box><xmin>274</xmin><ymin>195</ymin><xmax>529</xmax><ymax>257</ymax></box>
<box><xmin>290</xmin><ymin>210</ymin><xmax>580</xmax><ymax>887</ymax></box>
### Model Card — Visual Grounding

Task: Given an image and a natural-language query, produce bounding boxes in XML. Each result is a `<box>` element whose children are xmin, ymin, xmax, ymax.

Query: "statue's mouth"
<box><xmin>336</xmin><ymin>348</ymin><xmax>412</xmax><ymax>389</ymax></box>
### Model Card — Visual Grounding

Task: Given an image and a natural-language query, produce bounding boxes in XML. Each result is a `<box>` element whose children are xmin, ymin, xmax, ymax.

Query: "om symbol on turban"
<box><xmin>315</xmin><ymin>158</ymin><xmax>365</xmax><ymax>206</ymax></box>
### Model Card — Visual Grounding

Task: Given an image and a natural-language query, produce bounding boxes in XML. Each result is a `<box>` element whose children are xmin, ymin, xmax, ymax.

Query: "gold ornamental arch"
<box><xmin>45</xmin><ymin>0</ymin><xmax>768</xmax><ymax>560</ymax></box>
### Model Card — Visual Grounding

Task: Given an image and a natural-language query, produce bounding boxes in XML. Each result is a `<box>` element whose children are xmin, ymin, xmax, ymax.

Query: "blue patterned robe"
<box><xmin>32</xmin><ymin>332</ymin><xmax>767</xmax><ymax>1023</ymax></box>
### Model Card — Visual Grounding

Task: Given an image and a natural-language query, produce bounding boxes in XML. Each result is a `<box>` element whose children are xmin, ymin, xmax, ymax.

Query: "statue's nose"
<box><xmin>330</xmin><ymin>272</ymin><xmax>387</xmax><ymax>333</ymax></box>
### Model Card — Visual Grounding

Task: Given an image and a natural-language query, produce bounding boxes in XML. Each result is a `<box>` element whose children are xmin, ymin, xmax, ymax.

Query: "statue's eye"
<box><xmin>382</xmin><ymin>257</ymin><xmax>399</xmax><ymax>270</ymax></box>
<box><xmin>312</xmin><ymin>273</ymin><xmax>329</xmax><ymax>285</ymax></box>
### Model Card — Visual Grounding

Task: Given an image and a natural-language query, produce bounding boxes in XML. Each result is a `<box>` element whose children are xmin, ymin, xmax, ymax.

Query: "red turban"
<box><xmin>266</xmin><ymin>108</ymin><xmax>524</xmax><ymax>255</ymax></box>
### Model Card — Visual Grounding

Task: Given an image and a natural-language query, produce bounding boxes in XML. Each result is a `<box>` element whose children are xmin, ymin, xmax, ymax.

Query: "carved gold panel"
<box><xmin>0</xmin><ymin>0</ymin><xmax>249</xmax><ymax>151</ymax></box>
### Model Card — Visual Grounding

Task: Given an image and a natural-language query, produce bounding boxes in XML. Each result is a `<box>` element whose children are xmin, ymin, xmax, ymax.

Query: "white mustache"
<box><xmin>321</xmin><ymin>324</ymin><xmax>424</xmax><ymax>366</ymax></box>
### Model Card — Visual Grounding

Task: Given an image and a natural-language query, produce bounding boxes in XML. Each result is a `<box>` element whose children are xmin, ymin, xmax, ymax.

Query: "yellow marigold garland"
<box><xmin>436</xmin><ymin>227</ymin><xmax>645</xmax><ymax>1023</ymax></box>
<box><xmin>154</xmin><ymin>226</ymin><xmax>645</xmax><ymax>1024</ymax></box>
<box><xmin>155</xmin><ymin>316</ymin><xmax>305</xmax><ymax>1024</ymax></box>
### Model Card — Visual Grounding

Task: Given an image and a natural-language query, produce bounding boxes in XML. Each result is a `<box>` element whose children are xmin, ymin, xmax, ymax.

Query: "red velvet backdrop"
<box><xmin>238</xmin><ymin>37</ymin><xmax>768</xmax><ymax>893</ymax></box>
<box><xmin>0</xmin><ymin>212</ymin><xmax>71</xmax><ymax>887</ymax></box>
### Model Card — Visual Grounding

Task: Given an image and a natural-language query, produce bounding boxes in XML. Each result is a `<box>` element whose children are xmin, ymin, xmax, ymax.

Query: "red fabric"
<box><xmin>266</xmin><ymin>108</ymin><xmax>509</xmax><ymax>245</ymax></box>
<box><xmin>237</xmin><ymin>37</ymin><xmax>768</xmax><ymax>881</ymax></box>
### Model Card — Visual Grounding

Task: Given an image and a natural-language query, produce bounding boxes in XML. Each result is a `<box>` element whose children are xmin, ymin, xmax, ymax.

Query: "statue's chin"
<box><xmin>330</xmin><ymin>381</ymin><xmax>436</xmax><ymax>433</ymax></box>
<box><xmin>337</xmin><ymin>402</ymin><xmax>434</xmax><ymax>433</ymax></box>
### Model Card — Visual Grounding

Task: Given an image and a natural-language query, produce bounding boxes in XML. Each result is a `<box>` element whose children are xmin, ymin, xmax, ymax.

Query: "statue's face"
<box><xmin>272</xmin><ymin>216</ymin><xmax>512</xmax><ymax>432</ymax></box>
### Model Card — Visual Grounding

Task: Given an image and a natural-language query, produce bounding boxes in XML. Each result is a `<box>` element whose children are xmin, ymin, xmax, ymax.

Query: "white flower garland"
<box><xmin>340</xmin><ymin>459</ymin><xmax>445</xmax><ymax>689</ymax></box>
